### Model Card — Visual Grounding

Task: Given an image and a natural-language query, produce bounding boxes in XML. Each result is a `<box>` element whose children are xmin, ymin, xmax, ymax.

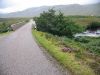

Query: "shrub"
<box><xmin>87</xmin><ymin>22</ymin><xmax>100</xmax><ymax>31</ymax></box>
<box><xmin>0</xmin><ymin>22</ymin><xmax>9</xmax><ymax>33</ymax></box>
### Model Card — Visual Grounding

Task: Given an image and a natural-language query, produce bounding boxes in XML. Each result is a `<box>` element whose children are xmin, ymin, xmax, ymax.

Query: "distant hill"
<box><xmin>0</xmin><ymin>3</ymin><xmax>100</xmax><ymax>18</ymax></box>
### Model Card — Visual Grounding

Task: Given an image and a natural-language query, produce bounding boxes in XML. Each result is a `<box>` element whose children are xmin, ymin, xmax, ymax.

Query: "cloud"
<box><xmin>0</xmin><ymin>0</ymin><xmax>14</xmax><ymax>8</ymax></box>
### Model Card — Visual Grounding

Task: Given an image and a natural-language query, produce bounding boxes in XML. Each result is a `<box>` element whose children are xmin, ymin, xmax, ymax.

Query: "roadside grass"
<box><xmin>32</xmin><ymin>30</ymin><xmax>95</xmax><ymax>75</ymax></box>
<box><xmin>0</xmin><ymin>31</ymin><xmax>12</xmax><ymax>36</ymax></box>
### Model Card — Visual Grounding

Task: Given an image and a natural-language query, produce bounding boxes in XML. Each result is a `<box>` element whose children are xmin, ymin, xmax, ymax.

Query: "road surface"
<box><xmin>0</xmin><ymin>20</ymin><xmax>69</xmax><ymax>75</ymax></box>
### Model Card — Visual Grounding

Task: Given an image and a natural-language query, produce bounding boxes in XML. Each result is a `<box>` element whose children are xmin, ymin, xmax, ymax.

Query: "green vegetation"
<box><xmin>34</xmin><ymin>9</ymin><xmax>83</xmax><ymax>38</ymax></box>
<box><xmin>0</xmin><ymin>18</ymin><xmax>29</xmax><ymax>33</ymax></box>
<box><xmin>0</xmin><ymin>22</ymin><xmax>11</xmax><ymax>33</ymax></box>
<box><xmin>75</xmin><ymin>37</ymin><xmax>100</xmax><ymax>56</ymax></box>
<box><xmin>32</xmin><ymin>30</ymin><xmax>95</xmax><ymax>75</ymax></box>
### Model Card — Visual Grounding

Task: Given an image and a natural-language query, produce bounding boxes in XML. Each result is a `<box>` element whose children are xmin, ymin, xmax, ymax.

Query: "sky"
<box><xmin>0</xmin><ymin>0</ymin><xmax>100</xmax><ymax>13</ymax></box>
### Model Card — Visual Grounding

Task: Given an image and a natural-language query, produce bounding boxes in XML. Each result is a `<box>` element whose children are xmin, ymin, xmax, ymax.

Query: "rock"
<box><xmin>61</xmin><ymin>47</ymin><xmax>72</xmax><ymax>53</ymax></box>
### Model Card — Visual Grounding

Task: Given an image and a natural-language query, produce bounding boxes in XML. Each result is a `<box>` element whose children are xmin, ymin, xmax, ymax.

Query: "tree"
<box><xmin>34</xmin><ymin>9</ymin><xmax>82</xmax><ymax>37</ymax></box>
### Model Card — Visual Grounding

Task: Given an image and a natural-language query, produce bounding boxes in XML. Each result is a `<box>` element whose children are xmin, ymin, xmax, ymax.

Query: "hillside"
<box><xmin>0</xmin><ymin>3</ymin><xmax>100</xmax><ymax>18</ymax></box>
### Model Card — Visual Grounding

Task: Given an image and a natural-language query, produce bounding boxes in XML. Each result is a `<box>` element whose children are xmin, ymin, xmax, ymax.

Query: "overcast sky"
<box><xmin>0</xmin><ymin>0</ymin><xmax>100</xmax><ymax>13</ymax></box>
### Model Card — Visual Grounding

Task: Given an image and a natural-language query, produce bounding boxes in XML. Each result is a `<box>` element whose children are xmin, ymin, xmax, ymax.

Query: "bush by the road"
<box><xmin>0</xmin><ymin>22</ymin><xmax>12</xmax><ymax>33</ymax></box>
<box><xmin>34</xmin><ymin>9</ymin><xmax>83</xmax><ymax>38</ymax></box>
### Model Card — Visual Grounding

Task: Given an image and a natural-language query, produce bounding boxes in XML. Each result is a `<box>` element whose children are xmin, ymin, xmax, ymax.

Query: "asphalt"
<box><xmin>0</xmin><ymin>20</ymin><xmax>69</xmax><ymax>75</ymax></box>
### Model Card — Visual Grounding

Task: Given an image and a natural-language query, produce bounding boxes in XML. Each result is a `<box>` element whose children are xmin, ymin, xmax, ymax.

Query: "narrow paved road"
<box><xmin>0</xmin><ymin>20</ymin><xmax>68</xmax><ymax>75</ymax></box>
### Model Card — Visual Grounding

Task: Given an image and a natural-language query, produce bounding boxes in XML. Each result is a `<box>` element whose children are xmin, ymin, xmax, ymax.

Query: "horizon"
<box><xmin>0</xmin><ymin>0</ymin><xmax>100</xmax><ymax>13</ymax></box>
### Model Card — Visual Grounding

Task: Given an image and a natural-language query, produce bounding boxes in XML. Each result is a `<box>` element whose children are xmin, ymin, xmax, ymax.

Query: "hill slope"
<box><xmin>0</xmin><ymin>3</ymin><xmax>100</xmax><ymax>18</ymax></box>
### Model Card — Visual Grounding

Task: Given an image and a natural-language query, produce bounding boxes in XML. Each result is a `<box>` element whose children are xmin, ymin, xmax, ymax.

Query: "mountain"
<box><xmin>0</xmin><ymin>3</ymin><xmax>100</xmax><ymax>18</ymax></box>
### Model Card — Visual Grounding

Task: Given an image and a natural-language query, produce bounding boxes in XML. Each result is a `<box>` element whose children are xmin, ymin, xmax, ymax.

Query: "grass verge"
<box><xmin>0</xmin><ymin>31</ymin><xmax>12</xmax><ymax>36</ymax></box>
<box><xmin>32</xmin><ymin>30</ymin><xmax>95</xmax><ymax>75</ymax></box>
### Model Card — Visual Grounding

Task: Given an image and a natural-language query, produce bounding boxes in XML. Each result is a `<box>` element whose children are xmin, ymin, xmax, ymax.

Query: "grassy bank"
<box><xmin>32</xmin><ymin>30</ymin><xmax>95</xmax><ymax>75</ymax></box>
